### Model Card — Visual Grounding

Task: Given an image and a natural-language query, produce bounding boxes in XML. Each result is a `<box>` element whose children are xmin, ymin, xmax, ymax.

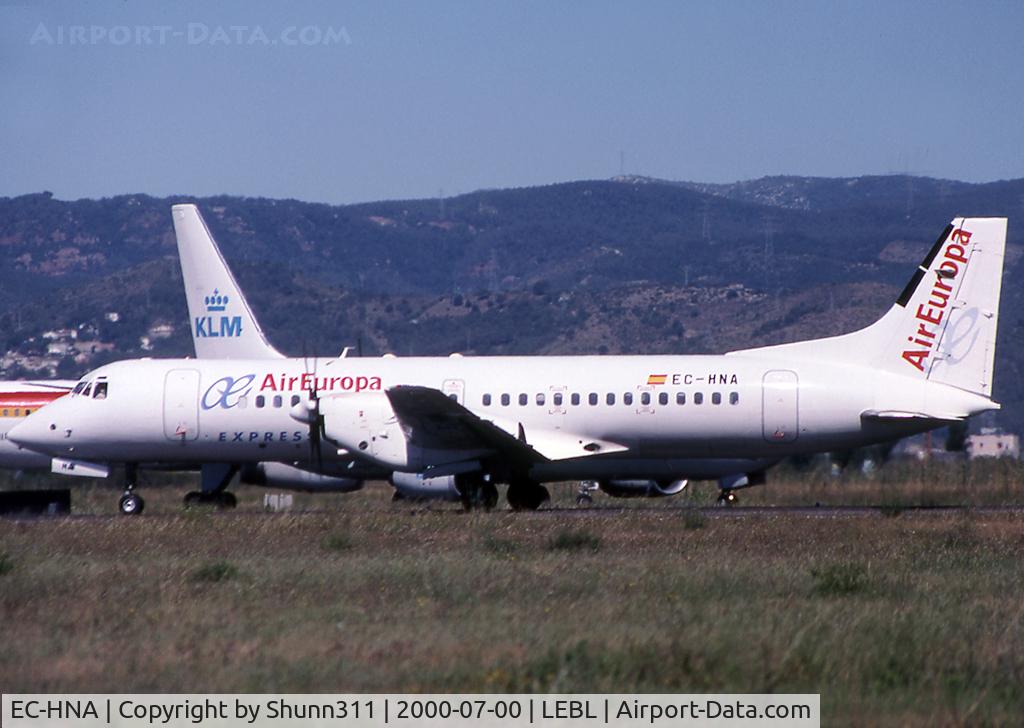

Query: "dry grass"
<box><xmin>1</xmin><ymin>463</ymin><xmax>1023</xmax><ymax>724</ymax></box>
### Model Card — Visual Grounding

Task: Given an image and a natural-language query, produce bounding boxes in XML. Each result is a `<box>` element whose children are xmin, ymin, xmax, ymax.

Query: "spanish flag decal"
<box><xmin>647</xmin><ymin>374</ymin><xmax>667</xmax><ymax>385</ymax></box>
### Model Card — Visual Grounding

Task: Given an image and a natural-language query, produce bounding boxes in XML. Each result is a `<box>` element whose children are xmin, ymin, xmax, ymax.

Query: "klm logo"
<box><xmin>195</xmin><ymin>288</ymin><xmax>243</xmax><ymax>338</ymax></box>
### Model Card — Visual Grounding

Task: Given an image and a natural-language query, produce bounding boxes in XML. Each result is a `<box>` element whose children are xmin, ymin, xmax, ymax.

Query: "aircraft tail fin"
<box><xmin>171</xmin><ymin>204</ymin><xmax>285</xmax><ymax>359</ymax></box>
<box><xmin>732</xmin><ymin>217</ymin><xmax>1007</xmax><ymax>398</ymax></box>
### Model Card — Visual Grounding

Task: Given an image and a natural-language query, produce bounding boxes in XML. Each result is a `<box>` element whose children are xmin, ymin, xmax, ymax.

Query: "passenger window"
<box><xmin>571</xmin><ymin>393</ymin><xmax>580</xmax><ymax>406</ymax></box>
<box><xmin>518</xmin><ymin>393</ymin><xmax>528</xmax><ymax>406</ymax></box>
<box><xmin>238</xmin><ymin>396</ymin><xmax>248</xmax><ymax>409</ymax></box>
<box><xmin>536</xmin><ymin>393</ymin><xmax>545</xmax><ymax>406</ymax></box>
<box><xmin>712</xmin><ymin>392</ymin><xmax>722</xmax><ymax>405</ymax></box>
<box><xmin>624</xmin><ymin>392</ymin><xmax>633</xmax><ymax>406</ymax></box>
<box><xmin>588</xmin><ymin>393</ymin><xmax>598</xmax><ymax>406</ymax></box>
<box><xmin>291</xmin><ymin>395</ymin><xmax>301</xmax><ymax>407</ymax></box>
<box><xmin>1</xmin><ymin>409</ymin><xmax>7</xmax><ymax>416</ymax></box>
<box><xmin>730</xmin><ymin>392</ymin><xmax>739</xmax><ymax>405</ymax></box>
<box><xmin>501</xmin><ymin>394</ymin><xmax>511</xmax><ymax>406</ymax></box>
<box><xmin>553</xmin><ymin>393</ymin><xmax>563</xmax><ymax>406</ymax></box>
<box><xmin>14</xmin><ymin>408</ymin><xmax>20</xmax><ymax>416</ymax></box>
<box><xmin>641</xmin><ymin>392</ymin><xmax>651</xmax><ymax>405</ymax></box>
<box><xmin>273</xmin><ymin>395</ymin><xmax>283</xmax><ymax>408</ymax></box>
<box><xmin>676</xmin><ymin>392</ymin><xmax>686</xmax><ymax>405</ymax></box>
<box><xmin>93</xmin><ymin>382</ymin><xmax>108</xmax><ymax>399</ymax></box>
<box><xmin>694</xmin><ymin>392</ymin><xmax>704</xmax><ymax>405</ymax></box>
<box><xmin>659</xmin><ymin>392</ymin><xmax>668</xmax><ymax>406</ymax></box>
<box><xmin>256</xmin><ymin>395</ymin><xmax>266</xmax><ymax>408</ymax></box>
<box><xmin>482</xmin><ymin>394</ymin><xmax>492</xmax><ymax>406</ymax></box>
<box><xmin>24</xmin><ymin>408</ymin><xmax>31</xmax><ymax>415</ymax></box>
<box><xmin>606</xmin><ymin>393</ymin><xmax>615</xmax><ymax>405</ymax></box>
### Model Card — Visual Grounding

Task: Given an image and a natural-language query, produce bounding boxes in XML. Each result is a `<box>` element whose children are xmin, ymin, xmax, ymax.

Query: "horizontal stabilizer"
<box><xmin>861</xmin><ymin>409</ymin><xmax>959</xmax><ymax>422</ymax></box>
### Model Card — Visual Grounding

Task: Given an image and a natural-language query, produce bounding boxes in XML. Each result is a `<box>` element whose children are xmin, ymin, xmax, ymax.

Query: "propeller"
<box><xmin>302</xmin><ymin>341</ymin><xmax>324</xmax><ymax>470</ymax></box>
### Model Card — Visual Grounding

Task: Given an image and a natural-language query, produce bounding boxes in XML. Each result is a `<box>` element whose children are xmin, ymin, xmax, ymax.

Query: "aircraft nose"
<box><xmin>7</xmin><ymin>412</ymin><xmax>67</xmax><ymax>454</ymax></box>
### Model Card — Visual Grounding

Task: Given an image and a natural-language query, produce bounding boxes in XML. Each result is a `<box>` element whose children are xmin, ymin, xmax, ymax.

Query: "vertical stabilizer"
<box><xmin>730</xmin><ymin>217</ymin><xmax>1007</xmax><ymax>398</ymax></box>
<box><xmin>908</xmin><ymin>218</ymin><xmax>1006</xmax><ymax>396</ymax></box>
<box><xmin>171</xmin><ymin>204</ymin><xmax>284</xmax><ymax>359</ymax></box>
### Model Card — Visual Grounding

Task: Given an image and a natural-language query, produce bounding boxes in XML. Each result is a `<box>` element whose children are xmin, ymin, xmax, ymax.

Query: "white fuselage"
<box><xmin>10</xmin><ymin>352</ymin><xmax>975</xmax><ymax>482</ymax></box>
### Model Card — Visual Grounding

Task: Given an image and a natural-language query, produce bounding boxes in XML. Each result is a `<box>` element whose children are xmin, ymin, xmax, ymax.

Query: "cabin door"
<box><xmin>762</xmin><ymin>370</ymin><xmax>798</xmax><ymax>443</ymax></box>
<box><xmin>164</xmin><ymin>369</ymin><xmax>200</xmax><ymax>441</ymax></box>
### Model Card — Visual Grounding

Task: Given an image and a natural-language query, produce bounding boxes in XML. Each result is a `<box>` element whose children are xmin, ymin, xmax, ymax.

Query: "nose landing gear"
<box><xmin>575</xmin><ymin>480</ymin><xmax>598</xmax><ymax>506</ymax></box>
<box><xmin>716</xmin><ymin>489</ymin><xmax>738</xmax><ymax>506</ymax></box>
<box><xmin>118</xmin><ymin>464</ymin><xmax>145</xmax><ymax>515</ymax></box>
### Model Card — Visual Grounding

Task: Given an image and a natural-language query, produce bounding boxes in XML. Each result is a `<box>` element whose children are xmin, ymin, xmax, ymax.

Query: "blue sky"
<box><xmin>2</xmin><ymin>1</ymin><xmax>1022</xmax><ymax>203</ymax></box>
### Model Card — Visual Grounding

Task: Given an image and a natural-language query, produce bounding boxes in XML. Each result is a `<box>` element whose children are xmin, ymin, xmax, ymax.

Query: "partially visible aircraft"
<box><xmin>8</xmin><ymin>210</ymin><xmax>1007</xmax><ymax>514</ymax></box>
<box><xmin>0</xmin><ymin>380</ymin><xmax>75</xmax><ymax>469</ymax></box>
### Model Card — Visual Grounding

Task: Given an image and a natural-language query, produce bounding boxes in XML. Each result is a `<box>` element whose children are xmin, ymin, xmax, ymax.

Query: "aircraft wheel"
<box><xmin>507</xmin><ymin>482</ymin><xmax>550</xmax><ymax>511</ymax></box>
<box><xmin>218</xmin><ymin>492</ymin><xmax>238</xmax><ymax>509</ymax></box>
<box><xmin>458</xmin><ymin>473</ymin><xmax>493</xmax><ymax>511</ymax></box>
<box><xmin>576</xmin><ymin>493</ymin><xmax>594</xmax><ymax>506</ymax></box>
<box><xmin>481</xmin><ymin>482</ymin><xmax>499</xmax><ymax>511</ymax></box>
<box><xmin>119</xmin><ymin>493</ymin><xmax>145</xmax><ymax>516</ymax></box>
<box><xmin>184</xmin><ymin>491</ymin><xmax>203</xmax><ymax>507</ymax></box>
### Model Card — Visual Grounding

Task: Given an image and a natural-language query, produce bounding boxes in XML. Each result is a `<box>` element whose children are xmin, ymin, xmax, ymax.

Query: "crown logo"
<box><xmin>204</xmin><ymin>289</ymin><xmax>229</xmax><ymax>312</ymax></box>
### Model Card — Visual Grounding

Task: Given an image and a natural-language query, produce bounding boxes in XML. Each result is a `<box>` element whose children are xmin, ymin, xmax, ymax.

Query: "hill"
<box><xmin>1</xmin><ymin>175</ymin><xmax>1022</xmax><ymax>434</ymax></box>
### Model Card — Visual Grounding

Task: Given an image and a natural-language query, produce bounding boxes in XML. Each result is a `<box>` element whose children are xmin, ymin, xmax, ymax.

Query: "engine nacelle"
<box><xmin>239</xmin><ymin>463</ymin><xmax>363</xmax><ymax>493</ymax></box>
<box><xmin>320</xmin><ymin>391</ymin><xmax>488</xmax><ymax>472</ymax></box>
<box><xmin>598</xmin><ymin>479</ymin><xmax>688</xmax><ymax>498</ymax></box>
<box><xmin>390</xmin><ymin>472</ymin><xmax>461</xmax><ymax>502</ymax></box>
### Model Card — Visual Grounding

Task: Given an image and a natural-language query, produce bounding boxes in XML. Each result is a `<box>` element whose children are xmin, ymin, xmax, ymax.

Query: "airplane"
<box><xmin>8</xmin><ymin>212</ymin><xmax>1007</xmax><ymax>515</ymax></box>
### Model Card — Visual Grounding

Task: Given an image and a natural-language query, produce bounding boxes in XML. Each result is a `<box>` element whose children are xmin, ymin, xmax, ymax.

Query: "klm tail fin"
<box><xmin>731</xmin><ymin>217</ymin><xmax>1007</xmax><ymax>398</ymax></box>
<box><xmin>171</xmin><ymin>204</ymin><xmax>285</xmax><ymax>360</ymax></box>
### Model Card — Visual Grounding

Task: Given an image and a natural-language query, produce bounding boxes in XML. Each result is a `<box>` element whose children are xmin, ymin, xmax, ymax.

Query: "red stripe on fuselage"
<box><xmin>0</xmin><ymin>391</ymin><xmax>67</xmax><ymax>409</ymax></box>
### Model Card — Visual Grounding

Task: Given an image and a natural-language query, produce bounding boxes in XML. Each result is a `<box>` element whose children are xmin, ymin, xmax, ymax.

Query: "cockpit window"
<box><xmin>72</xmin><ymin>382</ymin><xmax>86</xmax><ymax>395</ymax></box>
<box><xmin>82</xmin><ymin>382</ymin><xmax>93</xmax><ymax>397</ymax></box>
<box><xmin>93</xmin><ymin>382</ymin><xmax>108</xmax><ymax>399</ymax></box>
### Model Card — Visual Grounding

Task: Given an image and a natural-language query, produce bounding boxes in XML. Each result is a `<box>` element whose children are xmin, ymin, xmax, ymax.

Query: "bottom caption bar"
<box><xmin>2</xmin><ymin>694</ymin><xmax>818</xmax><ymax>728</ymax></box>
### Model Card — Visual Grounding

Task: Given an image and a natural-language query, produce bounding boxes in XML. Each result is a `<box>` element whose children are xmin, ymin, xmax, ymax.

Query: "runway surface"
<box><xmin>5</xmin><ymin>502</ymin><xmax>1024</xmax><ymax>522</ymax></box>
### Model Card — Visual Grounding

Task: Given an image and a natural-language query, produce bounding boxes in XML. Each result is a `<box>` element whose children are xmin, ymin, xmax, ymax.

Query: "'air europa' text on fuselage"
<box><xmin>259</xmin><ymin>373</ymin><xmax>382</xmax><ymax>392</ymax></box>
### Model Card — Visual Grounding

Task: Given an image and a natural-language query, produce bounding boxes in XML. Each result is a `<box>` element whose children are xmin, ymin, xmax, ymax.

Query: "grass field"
<box><xmin>1</xmin><ymin>462</ymin><xmax>1023</xmax><ymax>725</ymax></box>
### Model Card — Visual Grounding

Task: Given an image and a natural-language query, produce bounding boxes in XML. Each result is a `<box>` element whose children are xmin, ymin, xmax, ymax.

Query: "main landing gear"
<box><xmin>118</xmin><ymin>463</ymin><xmax>144</xmax><ymax>515</ymax></box>
<box><xmin>184</xmin><ymin>463</ymin><xmax>239</xmax><ymax>511</ymax></box>
<box><xmin>507</xmin><ymin>480</ymin><xmax>550</xmax><ymax>511</ymax></box>
<box><xmin>183</xmin><ymin>491</ymin><xmax>238</xmax><ymax>509</ymax></box>
<box><xmin>457</xmin><ymin>473</ymin><xmax>499</xmax><ymax>511</ymax></box>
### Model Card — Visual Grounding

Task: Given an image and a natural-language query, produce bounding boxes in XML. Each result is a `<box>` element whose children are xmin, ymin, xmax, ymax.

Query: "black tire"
<box><xmin>457</xmin><ymin>473</ymin><xmax>493</xmax><ymax>511</ymax></box>
<box><xmin>218</xmin><ymin>492</ymin><xmax>238</xmax><ymax>509</ymax></box>
<box><xmin>507</xmin><ymin>482</ymin><xmax>550</xmax><ymax>511</ymax></box>
<box><xmin>119</xmin><ymin>493</ymin><xmax>144</xmax><ymax>516</ymax></box>
<box><xmin>481</xmin><ymin>482</ymin><xmax>499</xmax><ymax>510</ymax></box>
<box><xmin>184</xmin><ymin>491</ymin><xmax>203</xmax><ymax>507</ymax></box>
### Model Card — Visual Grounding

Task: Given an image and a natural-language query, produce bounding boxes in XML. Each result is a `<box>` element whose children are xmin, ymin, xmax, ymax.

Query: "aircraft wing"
<box><xmin>385</xmin><ymin>386</ymin><xmax>627</xmax><ymax>464</ymax></box>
